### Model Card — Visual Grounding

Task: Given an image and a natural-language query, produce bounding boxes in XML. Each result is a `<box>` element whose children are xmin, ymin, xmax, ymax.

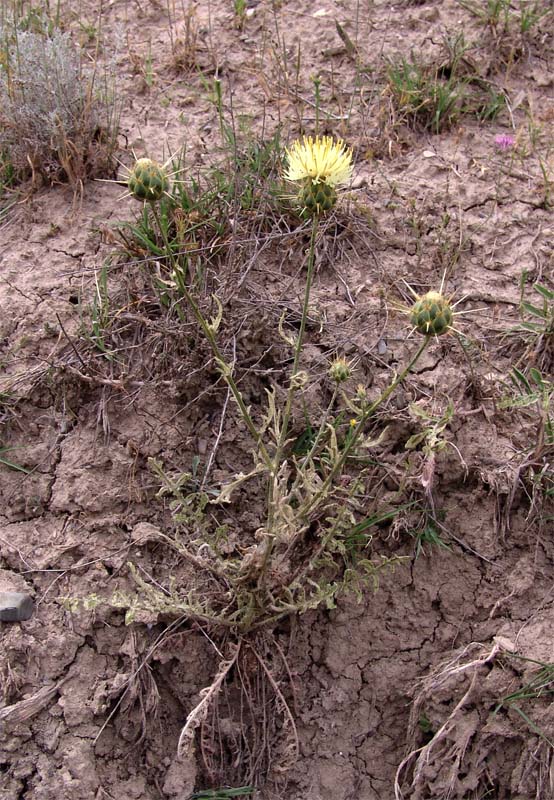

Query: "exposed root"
<box><xmin>395</xmin><ymin>641</ymin><xmax>503</xmax><ymax>800</ymax></box>
<box><xmin>395</xmin><ymin>636</ymin><xmax>554</xmax><ymax>799</ymax></box>
<box><xmin>249</xmin><ymin>642</ymin><xmax>299</xmax><ymax>773</ymax></box>
<box><xmin>178</xmin><ymin>640</ymin><xmax>241</xmax><ymax>759</ymax></box>
<box><xmin>116</xmin><ymin>628</ymin><xmax>161</xmax><ymax>746</ymax></box>
<box><xmin>518</xmin><ymin>740</ymin><xmax>554</xmax><ymax>800</ymax></box>
<box><xmin>194</xmin><ymin>633</ymin><xmax>299</xmax><ymax>789</ymax></box>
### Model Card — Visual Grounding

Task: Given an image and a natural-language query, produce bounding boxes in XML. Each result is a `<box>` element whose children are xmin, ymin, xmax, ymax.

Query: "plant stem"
<box><xmin>301</xmin><ymin>335</ymin><xmax>430</xmax><ymax>518</ymax></box>
<box><xmin>289</xmin><ymin>384</ymin><xmax>339</xmax><ymax>496</ymax></box>
<box><xmin>260</xmin><ymin>213</ymin><xmax>320</xmax><ymax>585</ymax></box>
<box><xmin>361</xmin><ymin>336</ymin><xmax>429</xmax><ymax>421</ymax></box>
<box><xmin>278</xmin><ymin>214</ymin><xmax>319</xmax><ymax>456</ymax></box>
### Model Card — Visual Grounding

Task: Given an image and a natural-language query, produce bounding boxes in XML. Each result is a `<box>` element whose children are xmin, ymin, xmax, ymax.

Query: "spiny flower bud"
<box><xmin>128</xmin><ymin>158</ymin><xmax>169</xmax><ymax>203</ymax></box>
<box><xmin>355</xmin><ymin>383</ymin><xmax>368</xmax><ymax>403</ymax></box>
<box><xmin>409</xmin><ymin>291</ymin><xmax>453</xmax><ymax>336</ymax></box>
<box><xmin>328</xmin><ymin>356</ymin><xmax>351</xmax><ymax>383</ymax></box>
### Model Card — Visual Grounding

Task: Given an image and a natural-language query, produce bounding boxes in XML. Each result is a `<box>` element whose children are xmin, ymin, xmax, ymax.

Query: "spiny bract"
<box><xmin>301</xmin><ymin>179</ymin><xmax>337</xmax><ymax>215</ymax></box>
<box><xmin>128</xmin><ymin>158</ymin><xmax>169</xmax><ymax>203</ymax></box>
<box><xmin>410</xmin><ymin>291</ymin><xmax>453</xmax><ymax>336</ymax></box>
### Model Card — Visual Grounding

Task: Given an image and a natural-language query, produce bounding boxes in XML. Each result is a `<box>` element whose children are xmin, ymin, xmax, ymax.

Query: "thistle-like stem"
<box><xmin>260</xmin><ymin>213</ymin><xmax>320</xmax><ymax>586</ymax></box>
<box><xmin>359</xmin><ymin>336</ymin><xmax>429</xmax><ymax>423</ymax></box>
<box><xmin>150</xmin><ymin>204</ymin><xmax>272</xmax><ymax>470</ymax></box>
<box><xmin>301</xmin><ymin>335</ymin><xmax>430</xmax><ymax>518</ymax></box>
<box><xmin>289</xmin><ymin>384</ymin><xmax>339</xmax><ymax>496</ymax></box>
<box><xmin>279</xmin><ymin>214</ymin><xmax>319</xmax><ymax>454</ymax></box>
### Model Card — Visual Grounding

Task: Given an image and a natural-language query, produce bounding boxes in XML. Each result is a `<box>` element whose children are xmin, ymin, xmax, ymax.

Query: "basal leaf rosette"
<box><xmin>285</xmin><ymin>135</ymin><xmax>353</xmax><ymax>215</ymax></box>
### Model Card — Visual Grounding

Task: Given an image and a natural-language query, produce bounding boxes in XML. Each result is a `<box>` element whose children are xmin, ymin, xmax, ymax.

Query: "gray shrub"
<box><xmin>0</xmin><ymin>28</ymin><xmax>117</xmax><ymax>185</ymax></box>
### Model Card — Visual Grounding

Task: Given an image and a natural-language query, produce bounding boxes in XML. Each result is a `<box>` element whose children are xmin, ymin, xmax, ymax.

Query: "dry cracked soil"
<box><xmin>1</xmin><ymin>0</ymin><xmax>554</xmax><ymax>798</ymax></box>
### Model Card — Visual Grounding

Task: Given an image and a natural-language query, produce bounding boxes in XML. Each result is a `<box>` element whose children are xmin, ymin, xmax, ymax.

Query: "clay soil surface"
<box><xmin>1</xmin><ymin>1</ymin><xmax>554</xmax><ymax>798</ymax></box>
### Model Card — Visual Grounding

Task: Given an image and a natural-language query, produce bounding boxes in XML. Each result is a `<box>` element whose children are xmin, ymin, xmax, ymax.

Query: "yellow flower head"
<box><xmin>285</xmin><ymin>135</ymin><xmax>353</xmax><ymax>188</ymax></box>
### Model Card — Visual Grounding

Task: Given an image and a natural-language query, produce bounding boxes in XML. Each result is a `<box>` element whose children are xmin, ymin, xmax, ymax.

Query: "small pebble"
<box><xmin>350</xmin><ymin>175</ymin><xmax>367</xmax><ymax>189</ymax></box>
<box><xmin>0</xmin><ymin>592</ymin><xmax>34</xmax><ymax>622</ymax></box>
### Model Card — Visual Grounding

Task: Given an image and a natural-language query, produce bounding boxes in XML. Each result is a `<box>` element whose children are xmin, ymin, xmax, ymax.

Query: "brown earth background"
<box><xmin>1</xmin><ymin>0</ymin><xmax>554</xmax><ymax>798</ymax></box>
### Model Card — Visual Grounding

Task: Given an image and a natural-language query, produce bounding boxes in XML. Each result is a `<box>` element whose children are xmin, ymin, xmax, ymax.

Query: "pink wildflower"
<box><xmin>494</xmin><ymin>134</ymin><xmax>515</xmax><ymax>151</ymax></box>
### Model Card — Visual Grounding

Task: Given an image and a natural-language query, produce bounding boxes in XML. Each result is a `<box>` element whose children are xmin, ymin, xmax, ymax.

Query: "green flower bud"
<box><xmin>128</xmin><ymin>158</ymin><xmax>169</xmax><ymax>203</ymax></box>
<box><xmin>409</xmin><ymin>291</ymin><xmax>453</xmax><ymax>336</ymax></box>
<box><xmin>328</xmin><ymin>357</ymin><xmax>351</xmax><ymax>383</ymax></box>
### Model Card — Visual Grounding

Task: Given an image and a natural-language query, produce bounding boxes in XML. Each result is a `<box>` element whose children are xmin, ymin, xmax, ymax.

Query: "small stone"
<box><xmin>131</xmin><ymin>522</ymin><xmax>163</xmax><ymax>545</ymax></box>
<box><xmin>350</xmin><ymin>175</ymin><xmax>367</xmax><ymax>189</ymax></box>
<box><xmin>0</xmin><ymin>592</ymin><xmax>34</xmax><ymax>622</ymax></box>
<box><xmin>493</xmin><ymin>635</ymin><xmax>516</xmax><ymax>653</ymax></box>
